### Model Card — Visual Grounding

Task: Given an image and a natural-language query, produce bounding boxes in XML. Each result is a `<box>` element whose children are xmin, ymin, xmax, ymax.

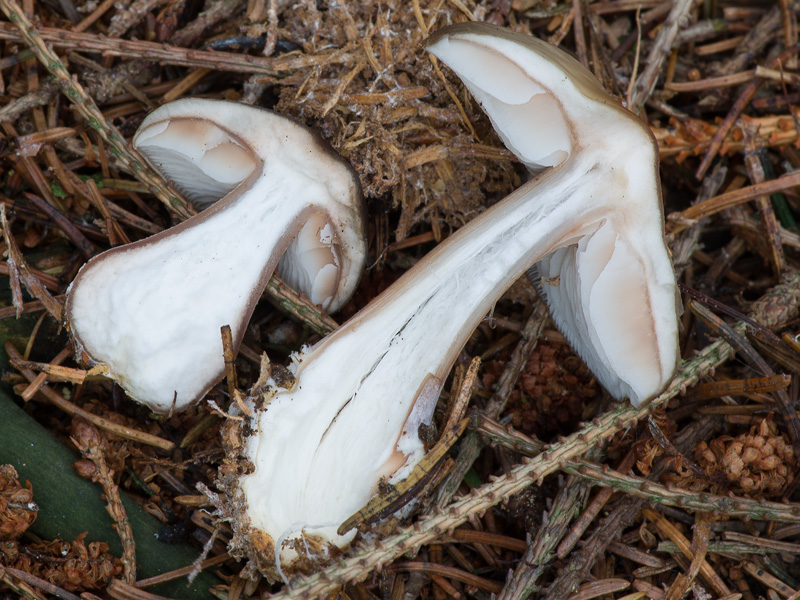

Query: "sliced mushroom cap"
<box><xmin>218</xmin><ymin>24</ymin><xmax>679</xmax><ymax>579</ymax></box>
<box><xmin>425</xmin><ymin>22</ymin><xmax>679</xmax><ymax>403</ymax></box>
<box><xmin>66</xmin><ymin>99</ymin><xmax>365</xmax><ymax>413</ymax></box>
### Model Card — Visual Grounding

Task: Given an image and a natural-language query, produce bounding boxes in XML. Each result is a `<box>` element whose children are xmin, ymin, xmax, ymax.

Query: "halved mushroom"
<box><xmin>219</xmin><ymin>22</ymin><xmax>679</xmax><ymax>578</ymax></box>
<box><xmin>65</xmin><ymin>98</ymin><xmax>365</xmax><ymax>413</ymax></box>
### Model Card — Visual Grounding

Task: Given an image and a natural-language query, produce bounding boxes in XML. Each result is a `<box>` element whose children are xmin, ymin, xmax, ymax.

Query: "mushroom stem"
<box><xmin>233</xmin><ymin>146</ymin><xmax>672</xmax><ymax>575</ymax></box>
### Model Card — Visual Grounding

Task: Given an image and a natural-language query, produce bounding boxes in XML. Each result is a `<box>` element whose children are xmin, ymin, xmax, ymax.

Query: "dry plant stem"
<box><xmin>695</xmin><ymin>35</ymin><xmax>745</xmax><ymax>56</ymax></box>
<box><xmin>695</xmin><ymin>44</ymin><xmax>800</xmax><ymax>180</ymax></box>
<box><xmin>693</xmin><ymin>374</ymin><xmax>791</xmax><ymax>399</ymax></box>
<box><xmin>695</xmin><ymin>78</ymin><xmax>763</xmax><ymax>180</ymax></box>
<box><xmin>0</xmin><ymin>297</ymin><xmax>63</xmax><ymax>319</ymax></box>
<box><xmin>673</xmin><ymin>18</ymin><xmax>731</xmax><ymax>47</ymax></box>
<box><xmin>741</xmin><ymin>122</ymin><xmax>784</xmax><ymax>275</ymax></box>
<box><xmin>665</xmin><ymin>514</ymin><xmax>712</xmax><ymax>600</ymax></box>
<box><xmin>21</xmin><ymin>346</ymin><xmax>73</xmax><ymax>401</ymax></box>
<box><xmin>628</xmin><ymin>0</ymin><xmax>695</xmax><ymax>112</ymax></box>
<box><xmin>724</xmin><ymin>532</ymin><xmax>800</xmax><ymax>553</ymax></box>
<box><xmin>571</xmin><ymin>580</ymin><xmax>631</xmax><ymax>600</ymax></box>
<box><xmin>23</xmin><ymin>192</ymin><xmax>98</xmax><ymax>259</ymax></box>
<box><xmin>0</xmin><ymin>567</ymin><xmax>47</xmax><ymax>600</ymax></box>
<box><xmin>160</xmin><ymin>68</ymin><xmax>211</xmax><ymax>103</ymax></box>
<box><xmin>264</xmin><ymin>274</ymin><xmax>339</xmax><ymax>336</ymax></box>
<box><xmin>17</xmin><ymin>356</ymin><xmax>85</xmax><ymax>385</ymax></box>
<box><xmin>749</xmin><ymin>269</ymin><xmax>800</xmax><ymax>326</ymax></box>
<box><xmin>0</xmin><ymin>205</ymin><xmax>63</xmax><ymax>320</ymax></box>
<box><xmin>72</xmin><ymin>420</ymin><xmax>136</xmax><ymax>585</ymax></box>
<box><xmin>72</xmin><ymin>0</ymin><xmax>116</xmax><ymax>32</ymax></box>
<box><xmin>0</xmin><ymin>21</ymin><xmax>355</xmax><ymax>76</ymax></box>
<box><xmin>559</xmin><ymin>460</ymin><xmax>800</xmax><ymax>525</ymax></box>
<box><xmin>134</xmin><ymin>552</ymin><xmax>231</xmax><ymax>588</ymax></box>
<box><xmin>440</xmin><ymin>528</ymin><xmax>527</xmax><ymax>552</ymax></box>
<box><xmin>486</xmin><ymin>299</ymin><xmax>549</xmax><ymax>419</ymax></box>
<box><xmin>0</xmin><ymin>0</ymin><xmax>193</xmax><ymax>219</ymax></box>
<box><xmin>0</xmin><ymin>261</ymin><xmax>59</xmax><ymax>293</ymax></box>
<box><xmin>321</xmin><ymin>58</ymin><xmax>367</xmax><ymax>117</ymax></box>
<box><xmin>167</xmin><ymin>0</ymin><xmax>238</xmax><ymax>47</ymax></box>
<box><xmin>221</xmin><ymin>325</ymin><xmax>239</xmax><ymax>403</ymax></box>
<box><xmin>403</xmin><ymin>142</ymin><xmax>514</xmax><ymax>170</ymax></box>
<box><xmin>659</xmin><ymin>541</ymin><xmax>797</xmax><ymax>556</ymax></box>
<box><xmin>391</xmin><ymin>561</ymin><xmax>502</xmax><ymax>594</ymax></box>
<box><xmin>670</xmin><ymin>163</ymin><xmax>727</xmax><ymax>278</ymax></box>
<box><xmin>5</xmin><ymin>342</ymin><xmax>176</xmax><ymax>451</ymax></box>
<box><xmin>85</xmin><ymin>179</ymin><xmax>131</xmax><ymax>246</ymax></box>
<box><xmin>474</xmin><ymin>414</ymin><xmax>543</xmax><ymax>457</ymax></box>
<box><xmin>14</xmin><ymin>152</ymin><xmax>65</xmax><ymax>211</ymax></box>
<box><xmin>674</xmin><ymin>171</ymin><xmax>800</xmax><ymax>226</ymax></box>
<box><xmin>442</xmin><ymin>356</ymin><xmax>480</xmax><ymax>432</ymax></box>
<box><xmin>0</xmin><ymin>81</ymin><xmax>57</xmax><ymax>122</ymax></box>
<box><xmin>780</xmin><ymin>0</ymin><xmax>798</xmax><ymax>69</ymax></box>
<box><xmin>108</xmin><ymin>0</ymin><xmax>170</xmax><ymax>37</ymax></box>
<box><xmin>666</xmin><ymin>70</ymin><xmax>758</xmax><ymax>92</ymax></box>
<box><xmin>642</xmin><ymin>508</ymin><xmax>730</xmax><ymax>597</ymax></box>
<box><xmin>433</xmin><ymin>302</ymin><xmax>548</xmax><ymax>509</ymax></box>
<box><xmin>1</xmin><ymin>566</ymin><xmax>81</xmax><ymax>600</ymax></box>
<box><xmin>107</xmin><ymin>578</ymin><xmax>178</xmax><ymax>600</ymax></box>
<box><xmin>557</xmin><ymin>451</ymin><xmax>636</xmax><ymax>558</ymax></box>
<box><xmin>269</xmin><ymin>336</ymin><xmax>735</xmax><ymax>599</ymax></box>
<box><xmin>497</xmin><ymin>470</ymin><xmax>591</xmax><ymax>600</ymax></box>
<box><xmin>571</xmin><ymin>0</ymin><xmax>588</xmax><ymax>68</ymax></box>
<box><xmin>2</xmin><ymin>217</ymin><xmax>23</xmax><ymax>314</ymax></box>
<box><xmin>742</xmin><ymin>561</ymin><xmax>794</xmax><ymax>598</ymax></box>
<box><xmin>608</xmin><ymin>541</ymin><xmax>664</xmax><ymax>567</ymax></box>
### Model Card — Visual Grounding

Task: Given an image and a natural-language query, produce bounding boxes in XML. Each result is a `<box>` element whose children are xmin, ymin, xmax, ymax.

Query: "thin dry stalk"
<box><xmin>6</xmin><ymin>342</ymin><xmax>176</xmax><ymax>451</ymax></box>
<box><xmin>628</xmin><ymin>0</ymin><xmax>695</xmax><ymax>112</ymax></box>
<box><xmin>71</xmin><ymin>420</ymin><xmax>137</xmax><ymax>585</ymax></box>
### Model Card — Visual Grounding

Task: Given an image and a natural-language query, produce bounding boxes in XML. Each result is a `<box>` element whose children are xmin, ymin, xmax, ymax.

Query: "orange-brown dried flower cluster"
<box><xmin>695</xmin><ymin>419</ymin><xmax>796</xmax><ymax>496</ymax></box>
<box><xmin>0</xmin><ymin>534</ymin><xmax>122</xmax><ymax>591</ymax></box>
<box><xmin>0</xmin><ymin>464</ymin><xmax>122</xmax><ymax>591</ymax></box>
<box><xmin>0</xmin><ymin>464</ymin><xmax>36</xmax><ymax>541</ymax></box>
<box><xmin>486</xmin><ymin>343</ymin><xmax>598</xmax><ymax>440</ymax></box>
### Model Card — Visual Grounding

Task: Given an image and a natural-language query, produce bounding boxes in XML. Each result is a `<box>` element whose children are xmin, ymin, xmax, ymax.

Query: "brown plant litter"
<box><xmin>5</xmin><ymin>1</ymin><xmax>800</xmax><ymax>599</ymax></box>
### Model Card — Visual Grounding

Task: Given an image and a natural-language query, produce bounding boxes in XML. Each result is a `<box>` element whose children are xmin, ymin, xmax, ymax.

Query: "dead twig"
<box><xmin>71</xmin><ymin>419</ymin><xmax>137</xmax><ymax>585</ymax></box>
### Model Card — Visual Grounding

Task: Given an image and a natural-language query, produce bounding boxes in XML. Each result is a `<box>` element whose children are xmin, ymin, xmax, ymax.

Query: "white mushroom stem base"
<box><xmin>218</xmin><ymin>147</ymin><xmax>677</xmax><ymax>579</ymax></box>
